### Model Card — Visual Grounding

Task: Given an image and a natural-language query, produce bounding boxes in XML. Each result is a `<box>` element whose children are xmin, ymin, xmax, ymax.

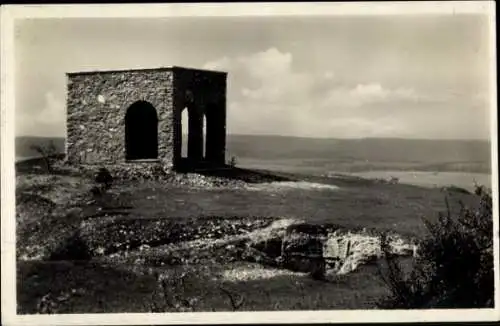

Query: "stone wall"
<box><xmin>66</xmin><ymin>69</ymin><xmax>175</xmax><ymax>166</ymax></box>
<box><xmin>66</xmin><ymin>67</ymin><xmax>227</xmax><ymax>170</ymax></box>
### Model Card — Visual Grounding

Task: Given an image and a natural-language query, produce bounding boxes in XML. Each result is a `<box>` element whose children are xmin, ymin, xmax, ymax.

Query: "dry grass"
<box><xmin>15</xmin><ymin>162</ymin><xmax>480</xmax><ymax>313</ymax></box>
<box><xmin>18</xmin><ymin>258</ymin><xmax>402</xmax><ymax>313</ymax></box>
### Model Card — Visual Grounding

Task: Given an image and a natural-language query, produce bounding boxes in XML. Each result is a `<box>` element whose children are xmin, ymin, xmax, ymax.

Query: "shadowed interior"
<box><xmin>125</xmin><ymin>101</ymin><xmax>158</xmax><ymax>160</ymax></box>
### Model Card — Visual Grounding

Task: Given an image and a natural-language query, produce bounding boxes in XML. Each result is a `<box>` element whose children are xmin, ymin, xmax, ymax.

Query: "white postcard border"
<box><xmin>1</xmin><ymin>2</ymin><xmax>498</xmax><ymax>325</ymax></box>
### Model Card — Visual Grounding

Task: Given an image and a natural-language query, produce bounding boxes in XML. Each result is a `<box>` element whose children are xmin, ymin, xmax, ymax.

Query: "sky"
<box><xmin>14</xmin><ymin>14</ymin><xmax>492</xmax><ymax>140</ymax></box>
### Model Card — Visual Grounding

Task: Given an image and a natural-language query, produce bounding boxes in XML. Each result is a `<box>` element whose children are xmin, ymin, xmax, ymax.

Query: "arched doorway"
<box><xmin>181</xmin><ymin>107</ymin><xmax>189</xmax><ymax>158</ymax></box>
<box><xmin>203</xmin><ymin>114</ymin><xmax>207</xmax><ymax>159</ymax></box>
<box><xmin>125</xmin><ymin>101</ymin><xmax>158</xmax><ymax>160</ymax></box>
<box><xmin>179</xmin><ymin>106</ymin><xmax>204</xmax><ymax>164</ymax></box>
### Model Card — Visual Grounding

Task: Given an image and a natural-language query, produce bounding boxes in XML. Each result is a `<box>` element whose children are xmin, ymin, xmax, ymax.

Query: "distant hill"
<box><xmin>225</xmin><ymin>135</ymin><xmax>491</xmax><ymax>174</ymax></box>
<box><xmin>15</xmin><ymin>134</ymin><xmax>492</xmax><ymax>173</ymax></box>
<box><xmin>15</xmin><ymin>136</ymin><xmax>65</xmax><ymax>159</ymax></box>
<box><xmin>226</xmin><ymin>135</ymin><xmax>491</xmax><ymax>163</ymax></box>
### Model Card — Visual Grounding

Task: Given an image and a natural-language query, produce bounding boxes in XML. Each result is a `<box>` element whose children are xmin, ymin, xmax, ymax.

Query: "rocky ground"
<box><xmin>16</xmin><ymin>157</ymin><xmax>474</xmax><ymax>313</ymax></box>
<box><xmin>16</xmin><ymin>163</ymin><xmax>417</xmax><ymax>277</ymax></box>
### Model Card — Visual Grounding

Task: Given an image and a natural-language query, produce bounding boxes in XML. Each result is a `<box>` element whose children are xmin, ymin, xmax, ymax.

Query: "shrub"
<box><xmin>48</xmin><ymin>231</ymin><xmax>92</xmax><ymax>261</ymax></box>
<box><xmin>228</xmin><ymin>156</ymin><xmax>237</xmax><ymax>168</ymax></box>
<box><xmin>95</xmin><ymin>167</ymin><xmax>113</xmax><ymax>190</ymax></box>
<box><xmin>388</xmin><ymin>176</ymin><xmax>400</xmax><ymax>184</ymax></box>
<box><xmin>378</xmin><ymin>186</ymin><xmax>494</xmax><ymax>308</ymax></box>
<box><xmin>441</xmin><ymin>185</ymin><xmax>471</xmax><ymax>195</ymax></box>
<box><xmin>90</xmin><ymin>186</ymin><xmax>103</xmax><ymax>198</ymax></box>
<box><xmin>30</xmin><ymin>140</ymin><xmax>58</xmax><ymax>173</ymax></box>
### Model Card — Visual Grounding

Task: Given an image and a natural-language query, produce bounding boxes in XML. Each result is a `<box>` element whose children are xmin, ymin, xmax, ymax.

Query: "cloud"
<box><xmin>204</xmin><ymin>48</ymin><xmax>291</xmax><ymax>79</ymax></box>
<box><xmin>205</xmin><ymin>47</ymin><xmax>315</xmax><ymax>105</ymax></box>
<box><xmin>40</xmin><ymin>92</ymin><xmax>65</xmax><ymax>124</ymax></box>
<box><xmin>203</xmin><ymin>56</ymin><xmax>232</xmax><ymax>71</ymax></box>
<box><xmin>352</xmin><ymin>83</ymin><xmax>389</xmax><ymax>98</ymax></box>
<box><xmin>203</xmin><ymin>48</ymin><xmax>438</xmax><ymax>138</ymax></box>
<box><xmin>17</xmin><ymin>91</ymin><xmax>66</xmax><ymax>137</ymax></box>
<box><xmin>14</xmin><ymin>16</ymin><xmax>490</xmax><ymax>140</ymax></box>
<box><xmin>322</xmin><ymin>83</ymin><xmax>420</xmax><ymax>110</ymax></box>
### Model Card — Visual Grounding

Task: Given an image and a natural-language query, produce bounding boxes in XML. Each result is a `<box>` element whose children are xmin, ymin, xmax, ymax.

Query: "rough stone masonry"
<box><xmin>66</xmin><ymin>66</ymin><xmax>227</xmax><ymax>171</ymax></box>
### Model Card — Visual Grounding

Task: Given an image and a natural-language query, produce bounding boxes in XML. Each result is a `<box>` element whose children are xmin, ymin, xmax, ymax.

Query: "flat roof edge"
<box><xmin>66</xmin><ymin>66</ymin><xmax>227</xmax><ymax>76</ymax></box>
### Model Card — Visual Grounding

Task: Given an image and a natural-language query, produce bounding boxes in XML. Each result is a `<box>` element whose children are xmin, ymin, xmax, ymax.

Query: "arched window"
<box><xmin>125</xmin><ymin>101</ymin><xmax>158</xmax><ymax>160</ymax></box>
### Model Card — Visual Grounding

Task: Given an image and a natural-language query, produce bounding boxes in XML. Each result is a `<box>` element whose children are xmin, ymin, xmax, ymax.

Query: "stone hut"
<box><xmin>66</xmin><ymin>66</ymin><xmax>227</xmax><ymax>171</ymax></box>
